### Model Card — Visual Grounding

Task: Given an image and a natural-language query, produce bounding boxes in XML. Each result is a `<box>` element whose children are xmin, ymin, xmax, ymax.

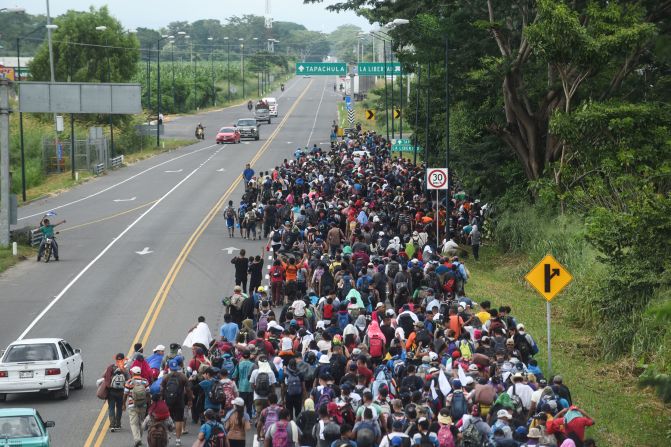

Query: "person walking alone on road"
<box><xmin>224</xmin><ymin>200</ymin><xmax>237</xmax><ymax>238</ymax></box>
<box><xmin>123</xmin><ymin>366</ymin><xmax>151</xmax><ymax>447</ymax></box>
<box><xmin>243</xmin><ymin>163</ymin><xmax>255</xmax><ymax>183</ymax></box>
<box><xmin>231</xmin><ymin>249</ymin><xmax>249</xmax><ymax>293</ymax></box>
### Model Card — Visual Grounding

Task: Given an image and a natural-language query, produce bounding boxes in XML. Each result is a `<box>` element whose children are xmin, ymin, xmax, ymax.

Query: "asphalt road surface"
<box><xmin>1</xmin><ymin>76</ymin><xmax>340</xmax><ymax>446</ymax></box>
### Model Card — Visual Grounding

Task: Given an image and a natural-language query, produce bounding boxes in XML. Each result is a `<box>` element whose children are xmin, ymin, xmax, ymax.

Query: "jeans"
<box><xmin>107</xmin><ymin>390</ymin><xmax>123</xmax><ymax>428</ymax></box>
<box><xmin>38</xmin><ymin>237</ymin><xmax>59</xmax><ymax>259</ymax></box>
<box><xmin>330</xmin><ymin>244</ymin><xmax>339</xmax><ymax>258</ymax></box>
<box><xmin>236</xmin><ymin>276</ymin><xmax>248</xmax><ymax>294</ymax></box>
<box><xmin>472</xmin><ymin>244</ymin><xmax>480</xmax><ymax>261</ymax></box>
<box><xmin>285</xmin><ymin>394</ymin><xmax>302</xmax><ymax>420</ymax></box>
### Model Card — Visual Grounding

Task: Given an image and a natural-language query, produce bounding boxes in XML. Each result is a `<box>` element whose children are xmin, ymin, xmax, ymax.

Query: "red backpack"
<box><xmin>323</xmin><ymin>303</ymin><xmax>334</xmax><ymax>319</ymax></box>
<box><xmin>369</xmin><ymin>333</ymin><xmax>384</xmax><ymax>357</ymax></box>
<box><xmin>437</xmin><ymin>424</ymin><xmax>455</xmax><ymax>447</ymax></box>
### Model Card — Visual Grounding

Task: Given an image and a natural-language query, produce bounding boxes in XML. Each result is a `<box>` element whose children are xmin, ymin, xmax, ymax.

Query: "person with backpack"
<box><xmin>446</xmin><ymin>380</ymin><xmax>469</xmax><ymax>424</ymax></box>
<box><xmin>411</xmin><ymin>417</ymin><xmax>439</xmax><ymax>447</ymax></box>
<box><xmin>283</xmin><ymin>358</ymin><xmax>307</xmax><ymax>419</ymax></box>
<box><xmin>314</xmin><ymin>403</ymin><xmax>342</xmax><ymax>447</ymax></box>
<box><xmin>458</xmin><ymin>405</ymin><xmax>491</xmax><ymax>446</ymax></box>
<box><xmin>270</xmin><ymin>260</ymin><xmax>286</xmax><ymax>306</ymax></box>
<box><xmin>264</xmin><ymin>408</ymin><xmax>301</xmax><ymax>447</ymax></box>
<box><xmin>224</xmin><ymin>397</ymin><xmax>252</xmax><ymax>447</ymax></box>
<box><xmin>142</xmin><ymin>396</ymin><xmax>174</xmax><ymax>447</ymax></box>
<box><xmin>123</xmin><ymin>366</ymin><xmax>151</xmax><ymax>447</ymax></box>
<box><xmin>251</xmin><ymin>355</ymin><xmax>278</xmax><ymax>418</ymax></box>
<box><xmin>219</xmin><ymin>368</ymin><xmax>240</xmax><ymax>412</ymax></box>
<box><xmin>160</xmin><ymin>358</ymin><xmax>192</xmax><ymax>446</ymax></box>
<box><xmin>353</xmin><ymin>407</ymin><xmax>382</xmax><ymax>447</ymax></box>
<box><xmin>435</xmin><ymin>409</ymin><xmax>455</xmax><ymax>447</ymax></box>
<box><xmin>197</xmin><ymin>408</ymin><xmax>227</xmax><ymax>447</ymax></box>
<box><xmin>199</xmin><ymin>367</ymin><xmax>223</xmax><ymax>416</ymax></box>
<box><xmin>259</xmin><ymin>393</ymin><xmax>284</xmax><ymax>441</ymax></box>
<box><xmin>101</xmin><ymin>353</ymin><xmax>130</xmax><ymax>433</ymax></box>
<box><xmin>224</xmin><ymin>200</ymin><xmax>237</xmax><ymax>238</ymax></box>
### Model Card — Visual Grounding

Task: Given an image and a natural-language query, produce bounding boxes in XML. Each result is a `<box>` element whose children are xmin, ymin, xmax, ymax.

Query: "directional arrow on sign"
<box><xmin>164</xmin><ymin>169</ymin><xmax>183</xmax><ymax>173</ymax></box>
<box><xmin>216</xmin><ymin>168</ymin><xmax>226</xmax><ymax>172</ymax></box>
<box><xmin>113</xmin><ymin>197</ymin><xmax>136</xmax><ymax>202</ymax></box>
<box><xmin>222</xmin><ymin>247</ymin><xmax>240</xmax><ymax>254</ymax></box>
<box><xmin>366</xmin><ymin>109</ymin><xmax>375</xmax><ymax>120</ymax></box>
<box><xmin>394</xmin><ymin>109</ymin><xmax>401</xmax><ymax>119</ymax></box>
<box><xmin>135</xmin><ymin>247</ymin><xmax>153</xmax><ymax>255</ymax></box>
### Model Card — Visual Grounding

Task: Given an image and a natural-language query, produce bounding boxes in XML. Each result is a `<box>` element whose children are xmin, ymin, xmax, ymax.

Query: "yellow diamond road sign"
<box><xmin>525</xmin><ymin>254</ymin><xmax>573</xmax><ymax>301</ymax></box>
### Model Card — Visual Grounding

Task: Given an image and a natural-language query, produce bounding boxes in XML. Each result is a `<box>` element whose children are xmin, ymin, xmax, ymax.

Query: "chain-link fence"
<box><xmin>42</xmin><ymin>127</ymin><xmax>109</xmax><ymax>174</ymax></box>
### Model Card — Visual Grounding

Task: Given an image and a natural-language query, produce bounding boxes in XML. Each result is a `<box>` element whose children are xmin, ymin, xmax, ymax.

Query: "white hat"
<box><xmin>232</xmin><ymin>397</ymin><xmax>245</xmax><ymax>407</ymax></box>
<box><xmin>319</xmin><ymin>355</ymin><xmax>330</xmax><ymax>364</ymax></box>
<box><xmin>153</xmin><ymin>344</ymin><xmax>165</xmax><ymax>352</ymax></box>
<box><xmin>385</xmin><ymin>309</ymin><xmax>395</xmax><ymax>317</ymax></box>
<box><xmin>497</xmin><ymin>409</ymin><xmax>512</xmax><ymax>420</ymax></box>
<box><xmin>516</xmin><ymin>323</ymin><xmax>525</xmax><ymax>333</ymax></box>
<box><xmin>376</xmin><ymin>302</ymin><xmax>385</xmax><ymax>309</ymax></box>
<box><xmin>130</xmin><ymin>366</ymin><xmax>141</xmax><ymax>374</ymax></box>
<box><xmin>429</xmin><ymin>352</ymin><xmax>438</xmax><ymax>361</ymax></box>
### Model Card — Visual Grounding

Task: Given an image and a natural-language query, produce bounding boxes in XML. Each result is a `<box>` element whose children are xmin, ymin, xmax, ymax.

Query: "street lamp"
<box><xmin>224</xmin><ymin>37</ymin><xmax>231</xmax><ymax>100</ymax></box>
<box><xmin>95</xmin><ymin>25</ymin><xmax>115</xmax><ymax>158</ymax></box>
<box><xmin>239</xmin><ymin>38</ymin><xmax>245</xmax><ymax>99</ymax></box>
<box><xmin>208</xmin><ymin>37</ymin><xmax>215</xmax><ymax>106</ymax></box>
<box><xmin>156</xmin><ymin>34</ymin><xmax>173</xmax><ymax>146</ymax></box>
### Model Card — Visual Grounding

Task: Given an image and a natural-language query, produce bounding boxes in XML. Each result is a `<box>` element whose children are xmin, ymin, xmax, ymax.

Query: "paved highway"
<box><xmin>1</xmin><ymin>76</ymin><xmax>339</xmax><ymax>446</ymax></box>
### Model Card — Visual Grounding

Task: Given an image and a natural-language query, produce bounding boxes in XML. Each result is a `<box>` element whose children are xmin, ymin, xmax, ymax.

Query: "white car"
<box><xmin>0</xmin><ymin>338</ymin><xmax>84</xmax><ymax>401</ymax></box>
<box><xmin>263</xmin><ymin>97</ymin><xmax>278</xmax><ymax>117</ymax></box>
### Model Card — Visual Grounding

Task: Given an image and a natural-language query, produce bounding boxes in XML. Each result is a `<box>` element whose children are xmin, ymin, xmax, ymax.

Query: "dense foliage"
<box><xmin>308</xmin><ymin>0</ymin><xmax>671</xmax><ymax>401</ymax></box>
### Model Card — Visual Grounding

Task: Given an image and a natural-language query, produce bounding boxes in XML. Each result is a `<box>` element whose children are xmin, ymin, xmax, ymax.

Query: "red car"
<box><xmin>216</xmin><ymin>126</ymin><xmax>241</xmax><ymax>144</ymax></box>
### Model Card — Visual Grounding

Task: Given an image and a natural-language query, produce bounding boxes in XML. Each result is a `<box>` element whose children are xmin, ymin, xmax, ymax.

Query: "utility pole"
<box><xmin>0</xmin><ymin>79</ymin><xmax>10</xmax><ymax>247</ymax></box>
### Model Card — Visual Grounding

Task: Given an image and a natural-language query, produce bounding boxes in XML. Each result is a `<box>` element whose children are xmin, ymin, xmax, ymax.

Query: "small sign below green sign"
<box><xmin>295</xmin><ymin>62</ymin><xmax>347</xmax><ymax>76</ymax></box>
<box><xmin>357</xmin><ymin>62</ymin><xmax>402</xmax><ymax>76</ymax></box>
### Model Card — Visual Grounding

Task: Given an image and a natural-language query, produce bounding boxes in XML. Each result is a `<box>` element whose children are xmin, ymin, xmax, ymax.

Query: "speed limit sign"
<box><xmin>427</xmin><ymin>168</ymin><xmax>449</xmax><ymax>190</ymax></box>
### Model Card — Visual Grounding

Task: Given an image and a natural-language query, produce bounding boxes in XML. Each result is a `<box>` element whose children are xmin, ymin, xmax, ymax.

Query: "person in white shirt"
<box><xmin>506</xmin><ymin>373</ymin><xmax>534</xmax><ymax>411</ymax></box>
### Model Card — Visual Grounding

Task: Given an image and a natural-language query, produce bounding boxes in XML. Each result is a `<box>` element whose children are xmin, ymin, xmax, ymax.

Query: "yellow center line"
<box><xmin>59</xmin><ymin>200</ymin><xmax>159</xmax><ymax>233</ymax></box>
<box><xmin>85</xmin><ymin>79</ymin><xmax>314</xmax><ymax>447</ymax></box>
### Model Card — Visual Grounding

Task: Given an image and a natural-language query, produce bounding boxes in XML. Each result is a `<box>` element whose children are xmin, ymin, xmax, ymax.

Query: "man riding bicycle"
<box><xmin>37</xmin><ymin>217</ymin><xmax>66</xmax><ymax>261</ymax></box>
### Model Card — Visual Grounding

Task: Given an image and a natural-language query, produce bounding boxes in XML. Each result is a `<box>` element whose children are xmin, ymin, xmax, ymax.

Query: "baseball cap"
<box><xmin>153</xmin><ymin>344</ymin><xmax>165</xmax><ymax>352</ymax></box>
<box><xmin>130</xmin><ymin>366</ymin><xmax>141</xmax><ymax>374</ymax></box>
<box><xmin>168</xmin><ymin>360</ymin><xmax>181</xmax><ymax>371</ymax></box>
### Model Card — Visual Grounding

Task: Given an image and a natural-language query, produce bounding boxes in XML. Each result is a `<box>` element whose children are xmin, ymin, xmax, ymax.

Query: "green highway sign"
<box><xmin>295</xmin><ymin>62</ymin><xmax>347</xmax><ymax>76</ymax></box>
<box><xmin>357</xmin><ymin>62</ymin><xmax>402</xmax><ymax>76</ymax></box>
<box><xmin>392</xmin><ymin>144</ymin><xmax>423</xmax><ymax>153</ymax></box>
<box><xmin>393</xmin><ymin>138</ymin><xmax>411</xmax><ymax>145</ymax></box>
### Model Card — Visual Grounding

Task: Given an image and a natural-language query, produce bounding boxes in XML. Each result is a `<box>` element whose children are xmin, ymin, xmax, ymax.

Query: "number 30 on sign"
<box><xmin>427</xmin><ymin>168</ymin><xmax>449</xmax><ymax>190</ymax></box>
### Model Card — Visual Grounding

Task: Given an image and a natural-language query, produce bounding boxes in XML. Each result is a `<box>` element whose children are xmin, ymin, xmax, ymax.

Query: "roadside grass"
<box><xmin>122</xmin><ymin>139</ymin><xmax>192</xmax><ymax>164</ymax></box>
<box><xmin>24</xmin><ymin>171</ymin><xmax>93</xmax><ymax>203</ymax></box>
<box><xmin>468</xmin><ymin>246</ymin><xmax>671</xmax><ymax>446</ymax></box>
<box><xmin>0</xmin><ymin>244</ymin><xmax>36</xmax><ymax>274</ymax></box>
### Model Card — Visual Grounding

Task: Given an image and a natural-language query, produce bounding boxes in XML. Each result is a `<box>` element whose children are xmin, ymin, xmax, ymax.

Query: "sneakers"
<box><xmin>175</xmin><ymin>439</ymin><xmax>182</xmax><ymax>446</ymax></box>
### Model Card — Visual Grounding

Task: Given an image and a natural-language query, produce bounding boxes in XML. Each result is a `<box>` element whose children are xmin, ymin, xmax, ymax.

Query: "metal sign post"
<box><xmin>427</xmin><ymin>168</ymin><xmax>449</xmax><ymax>245</ymax></box>
<box><xmin>525</xmin><ymin>254</ymin><xmax>574</xmax><ymax>375</ymax></box>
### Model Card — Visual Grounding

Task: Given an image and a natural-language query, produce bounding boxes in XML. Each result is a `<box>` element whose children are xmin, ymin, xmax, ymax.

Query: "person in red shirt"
<box><xmin>562</xmin><ymin>406</ymin><xmax>595</xmax><ymax>442</ymax></box>
<box><xmin>269</xmin><ymin>260</ymin><xmax>285</xmax><ymax>306</ymax></box>
<box><xmin>356</xmin><ymin>358</ymin><xmax>373</xmax><ymax>385</ymax></box>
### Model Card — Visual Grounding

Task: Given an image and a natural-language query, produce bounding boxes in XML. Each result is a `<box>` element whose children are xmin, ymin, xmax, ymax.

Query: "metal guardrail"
<box><xmin>110</xmin><ymin>155</ymin><xmax>124</xmax><ymax>169</ymax></box>
<box><xmin>93</xmin><ymin>163</ymin><xmax>105</xmax><ymax>175</ymax></box>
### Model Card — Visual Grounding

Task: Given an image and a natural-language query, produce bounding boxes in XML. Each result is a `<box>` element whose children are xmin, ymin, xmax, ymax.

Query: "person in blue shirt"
<box><xmin>145</xmin><ymin>345</ymin><xmax>165</xmax><ymax>371</ymax></box>
<box><xmin>198</xmin><ymin>408</ymin><xmax>226</xmax><ymax>444</ymax></box>
<box><xmin>200</xmin><ymin>368</ymin><xmax>222</xmax><ymax>413</ymax></box>
<box><xmin>220</xmin><ymin>314</ymin><xmax>240</xmax><ymax>342</ymax></box>
<box><xmin>243</xmin><ymin>164</ymin><xmax>255</xmax><ymax>183</ymax></box>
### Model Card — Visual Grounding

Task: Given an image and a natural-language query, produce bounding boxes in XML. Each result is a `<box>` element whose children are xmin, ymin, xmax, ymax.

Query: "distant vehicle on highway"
<box><xmin>263</xmin><ymin>97</ymin><xmax>278</xmax><ymax>117</ymax></box>
<box><xmin>236</xmin><ymin>118</ymin><xmax>259</xmax><ymax>141</ymax></box>
<box><xmin>254</xmin><ymin>100</ymin><xmax>272</xmax><ymax>124</ymax></box>
<box><xmin>0</xmin><ymin>338</ymin><xmax>84</xmax><ymax>401</ymax></box>
<box><xmin>0</xmin><ymin>408</ymin><xmax>55</xmax><ymax>446</ymax></box>
<box><xmin>216</xmin><ymin>126</ymin><xmax>241</xmax><ymax>144</ymax></box>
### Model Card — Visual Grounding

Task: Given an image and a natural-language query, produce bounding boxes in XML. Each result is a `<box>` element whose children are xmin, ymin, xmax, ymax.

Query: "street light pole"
<box><xmin>225</xmin><ymin>37</ymin><xmax>230</xmax><ymax>100</ymax></box>
<box><xmin>444</xmin><ymin>37</ymin><xmax>451</xmax><ymax>239</ymax></box>
<box><xmin>413</xmin><ymin>63</ymin><xmax>421</xmax><ymax>166</ymax></box>
<box><xmin>208</xmin><ymin>37</ymin><xmax>215</xmax><ymax>106</ymax></box>
<box><xmin>96</xmin><ymin>26</ymin><xmax>114</xmax><ymax>158</ymax></box>
<box><xmin>156</xmin><ymin>35</ymin><xmax>173</xmax><ymax>146</ymax></box>
<box><xmin>240</xmin><ymin>39</ymin><xmax>245</xmax><ymax>99</ymax></box>
<box><xmin>170</xmin><ymin>40</ymin><xmax>175</xmax><ymax>111</ymax></box>
<box><xmin>383</xmin><ymin>39</ymin><xmax>390</xmax><ymax>142</ymax></box>
<box><xmin>390</xmin><ymin>40</ymin><xmax>395</xmax><ymax>140</ymax></box>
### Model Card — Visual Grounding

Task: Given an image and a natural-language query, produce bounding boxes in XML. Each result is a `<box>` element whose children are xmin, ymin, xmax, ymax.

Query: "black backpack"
<box><xmin>209</xmin><ymin>381</ymin><xmax>226</xmax><ymax>405</ymax></box>
<box><xmin>164</xmin><ymin>374</ymin><xmax>182</xmax><ymax>406</ymax></box>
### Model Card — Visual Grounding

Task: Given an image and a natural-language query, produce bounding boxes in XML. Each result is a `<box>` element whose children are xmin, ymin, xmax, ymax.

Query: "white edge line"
<box><xmin>18</xmin><ymin>143</ymin><xmax>218</xmax><ymax>221</ymax></box>
<box><xmin>17</xmin><ymin>147</ymin><xmax>223</xmax><ymax>341</ymax></box>
<box><xmin>306</xmin><ymin>78</ymin><xmax>327</xmax><ymax>147</ymax></box>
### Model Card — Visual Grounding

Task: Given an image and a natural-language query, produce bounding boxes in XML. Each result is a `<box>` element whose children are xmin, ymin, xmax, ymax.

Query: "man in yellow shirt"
<box><xmin>475</xmin><ymin>300</ymin><xmax>492</xmax><ymax>326</ymax></box>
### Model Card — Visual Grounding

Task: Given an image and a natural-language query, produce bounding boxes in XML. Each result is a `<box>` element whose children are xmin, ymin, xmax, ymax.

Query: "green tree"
<box><xmin>29</xmin><ymin>6</ymin><xmax>139</xmax><ymax>83</ymax></box>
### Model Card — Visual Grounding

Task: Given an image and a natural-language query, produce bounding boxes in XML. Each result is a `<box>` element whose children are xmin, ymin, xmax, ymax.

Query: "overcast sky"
<box><xmin>15</xmin><ymin>0</ymin><xmax>373</xmax><ymax>33</ymax></box>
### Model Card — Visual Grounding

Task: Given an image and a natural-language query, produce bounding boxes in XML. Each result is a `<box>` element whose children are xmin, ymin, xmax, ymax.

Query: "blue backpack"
<box><xmin>337</xmin><ymin>312</ymin><xmax>350</xmax><ymax>331</ymax></box>
<box><xmin>221</xmin><ymin>354</ymin><xmax>235</xmax><ymax>377</ymax></box>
